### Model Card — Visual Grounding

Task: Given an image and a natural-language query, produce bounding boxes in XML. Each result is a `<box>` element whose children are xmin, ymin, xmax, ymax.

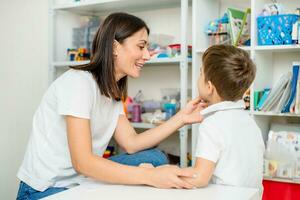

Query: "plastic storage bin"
<box><xmin>257</xmin><ymin>14</ymin><xmax>299</xmax><ymax>45</ymax></box>
<box><xmin>262</xmin><ymin>180</ymin><xmax>300</xmax><ymax>200</ymax></box>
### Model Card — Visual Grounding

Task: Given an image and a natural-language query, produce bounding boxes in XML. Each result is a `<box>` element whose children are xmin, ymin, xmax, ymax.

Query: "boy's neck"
<box><xmin>206</xmin><ymin>94</ymin><xmax>223</xmax><ymax>106</ymax></box>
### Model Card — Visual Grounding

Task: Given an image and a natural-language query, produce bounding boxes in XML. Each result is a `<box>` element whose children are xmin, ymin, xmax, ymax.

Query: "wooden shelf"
<box><xmin>264</xmin><ymin>177</ymin><xmax>300</xmax><ymax>185</ymax></box>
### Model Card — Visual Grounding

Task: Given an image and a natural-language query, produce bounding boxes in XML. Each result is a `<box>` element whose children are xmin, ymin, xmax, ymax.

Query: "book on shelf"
<box><xmin>273</xmin><ymin>77</ymin><xmax>292</xmax><ymax>113</ymax></box>
<box><xmin>260</xmin><ymin>73</ymin><xmax>291</xmax><ymax>112</ymax></box>
<box><xmin>257</xmin><ymin>88</ymin><xmax>270</xmax><ymax>111</ymax></box>
<box><xmin>296</xmin><ymin>71</ymin><xmax>300</xmax><ymax>114</ymax></box>
<box><xmin>227</xmin><ymin>8</ymin><xmax>250</xmax><ymax>46</ymax></box>
<box><xmin>282</xmin><ymin>64</ymin><xmax>299</xmax><ymax>113</ymax></box>
<box><xmin>254</xmin><ymin>90</ymin><xmax>264</xmax><ymax>110</ymax></box>
<box><xmin>257</xmin><ymin>62</ymin><xmax>300</xmax><ymax>114</ymax></box>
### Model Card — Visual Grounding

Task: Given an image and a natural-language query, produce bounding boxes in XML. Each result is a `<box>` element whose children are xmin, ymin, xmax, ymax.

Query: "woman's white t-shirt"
<box><xmin>17</xmin><ymin>69</ymin><xmax>124</xmax><ymax>191</ymax></box>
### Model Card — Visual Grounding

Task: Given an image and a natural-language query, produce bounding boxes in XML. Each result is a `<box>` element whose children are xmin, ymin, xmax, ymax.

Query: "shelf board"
<box><xmin>264</xmin><ymin>177</ymin><xmax>300</xmax><ymax>185</ymax></box>
<box><xmin>53</xmin><ymin>57</ymin><xmax>191</xmax><ymax>68</ymax></box>
<box><xmin>146</xmin><ymin>57</ymin><xmax>192</xmax><ymax>65</ymax></box>
<box><xmin>52</xmin><ymin>0</ymin><xmax>181</xmax><ymax>14</ymax></box>
<box><xmin>254</xmin><ymin>45</ymin><xmax>300</xmax><ymax>52</ymax></box>
<box><xmin>52</xmin><ymin>60</ymin><xmax>90</xmax><ymax>67</ymax></box>
<box><xmin>196</xmin><ymin>46</ymin><xmax>251</xmax><ymax>54</ymax></box>
<box><xmin>131</xmin><ymin>122</ymin><xmax>192</xmax><ymax>130</ymax></box>
<box><xmin>196</xmin><ymin>45</ymin><xmax>300</xmax><ymax>53</ymax></box>
<box><xmin>131</xmin><ymin>122</ymin><xmax>157</xmax><ymax>129</ymax></box>
<box><xmin>251</xmin><ymin>111</ymin><xmax>300</xmax><ymax>118</ymax></box>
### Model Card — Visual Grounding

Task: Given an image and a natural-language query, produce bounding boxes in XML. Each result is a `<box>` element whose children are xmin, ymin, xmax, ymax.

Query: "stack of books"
<box><xmin>254</xmin><ymin>62</ymin><xmax>300</xmax><ymax>114</ymax></box>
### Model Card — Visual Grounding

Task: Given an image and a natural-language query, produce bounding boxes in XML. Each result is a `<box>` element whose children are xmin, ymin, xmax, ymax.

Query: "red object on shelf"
<box><xmin>262</xmin><ymin>180</ymin><xmax>300</xmax><ymax>200</ymax></box>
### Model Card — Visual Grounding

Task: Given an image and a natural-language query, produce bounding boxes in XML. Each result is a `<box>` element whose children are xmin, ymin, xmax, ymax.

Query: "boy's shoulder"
<box><xmin>199</xmin><ymin>100</ymin><xmax>257</xmax><ymax>134</ymax></box>
<box><xmin>200</xmin><ymin>100</ymin><xmax>247</xmax><ymax>123</ymax></box>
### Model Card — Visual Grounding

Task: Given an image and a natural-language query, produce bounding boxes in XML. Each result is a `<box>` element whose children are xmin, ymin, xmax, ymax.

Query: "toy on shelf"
<box><xmin>243</xmin><ymin>89</ymin><xmax>250</xmax><ymax>110</ymax></box>
<box><xmin>67</xmin><ymin>48</ymin><xmax>90</xmax><ymax>61</ymax></box>
<box><xmin>148</xmin><ymin>34</ymin><xmax>192</xmax><ymax>59</ymax></box>
<box><xmin>168</xmin><ymin>44</ymin><xmax>192</xmax><ymax>58</ymax></box>
<box><xmin>125</xmin><ymin>88</ymin><xmax>187</xmax><ymax>124</ymax></box>
<box><xmin>205</xmin><ymin>13</ymin><xmax>230</xmax><ymax>46</ymax></box>
<box><xmin>148</xmin><ymin>33</ymin><xmax>174</xmax><ymax>59</ymax></box>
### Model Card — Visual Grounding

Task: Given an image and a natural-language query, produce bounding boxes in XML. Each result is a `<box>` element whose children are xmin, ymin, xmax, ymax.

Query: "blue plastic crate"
<box><xmin>257</xmin><ymin>14</ymin><xmax>299</xmax><ymax>45</ymax></box>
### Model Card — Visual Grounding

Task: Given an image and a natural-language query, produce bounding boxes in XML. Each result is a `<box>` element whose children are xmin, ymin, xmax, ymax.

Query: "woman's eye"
<box><xmin>139</xmin><ymin>46</ymin><xmax>145</xmax><ymax>50</ymax></box>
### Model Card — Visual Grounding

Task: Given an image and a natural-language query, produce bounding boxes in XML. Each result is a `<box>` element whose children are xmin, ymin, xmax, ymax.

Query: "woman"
<box><xmin>17</xmin><ymin>12</ymin><xmax>203</xmax><ymax>199</ymax></box>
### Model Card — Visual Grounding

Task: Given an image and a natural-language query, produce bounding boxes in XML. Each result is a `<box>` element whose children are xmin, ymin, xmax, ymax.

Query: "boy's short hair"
<box><xmin>202</xmin><ymin>45</ymin><xmax>256</xmax><ymax>101</ymax></box>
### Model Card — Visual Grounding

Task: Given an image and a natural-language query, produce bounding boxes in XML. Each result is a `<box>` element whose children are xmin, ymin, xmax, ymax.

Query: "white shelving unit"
<box><xmin>263</xmin><ymin>176</ymin><xmax>300</xmax><ymax>185</ymax></box>
<box><xmin>52</xmin><ymin>57</ymin><xmax>192</xmax><ymax>68</ymax></box>
<box><xmin>49</xmin><ymin>0</ymin><xmax>192</xmax><ymax>167</ymax></box>
<box><xmin>192</xmin><ymin>0</ymin><xmax>300</xmax><ymax>185</ymax></box>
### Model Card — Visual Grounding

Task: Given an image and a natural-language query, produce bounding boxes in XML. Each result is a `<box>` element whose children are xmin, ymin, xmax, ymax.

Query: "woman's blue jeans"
<box><xmin>16</xmin><ymin>148</ymin><xmax>168</xmax><ymax>199</ymax></box>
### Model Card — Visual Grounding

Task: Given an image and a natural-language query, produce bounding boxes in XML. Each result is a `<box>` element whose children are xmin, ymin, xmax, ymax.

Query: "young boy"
<box><xmin>183</xmin><ymin>45</ymin><xmax>265</xmax><ymax>193</ymax></box>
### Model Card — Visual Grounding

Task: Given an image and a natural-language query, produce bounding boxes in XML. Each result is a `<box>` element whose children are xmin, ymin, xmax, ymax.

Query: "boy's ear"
<box><xmin>207</xmin><ymin>81</ymin><xmax>214</xmax><ymax>95</ymax></box>
<box><xmin>113</xmin><ymin>40</ymin><xmax>119</xmax><ymax>56</ymax></box>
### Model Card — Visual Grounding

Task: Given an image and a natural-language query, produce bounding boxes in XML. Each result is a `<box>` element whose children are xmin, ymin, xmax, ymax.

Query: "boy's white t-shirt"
<box><xmin>195</xmin><ymin>100</ymin><xmax>265</xmax><ymax>192</ymax></box>
<box><xmin>17</xmin><ymin>69</ymin><xmax>124</xmax><ymax>191</ymax></box>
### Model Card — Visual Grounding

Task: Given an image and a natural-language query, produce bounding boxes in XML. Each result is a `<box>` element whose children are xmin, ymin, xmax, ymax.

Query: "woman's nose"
<box><xmin>143</xmin><ymin>48</ymin><xmax>151</xmax><ymax>61</ymax></box>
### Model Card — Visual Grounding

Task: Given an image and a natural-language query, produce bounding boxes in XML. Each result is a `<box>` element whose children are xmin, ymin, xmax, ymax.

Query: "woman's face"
<box><xmin>114</xmin><ymin>28</ymin><xmax>151</xmax><ymax>80</ymax></box>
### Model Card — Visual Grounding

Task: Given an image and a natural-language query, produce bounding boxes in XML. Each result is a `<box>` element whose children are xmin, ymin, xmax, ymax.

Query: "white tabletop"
<box><xmin>43</xmin><ymin>181</ymin><xmax>259</xmax><ymax>200</ymax></box>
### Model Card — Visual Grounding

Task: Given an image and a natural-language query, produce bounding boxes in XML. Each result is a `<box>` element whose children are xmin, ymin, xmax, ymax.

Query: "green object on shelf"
<box><xmin>227</xmin><ymin>8</ymin><xmax>250</xmax><ymax>46</ymax></box>
<box><xmin>257</xmin><ymin>89</ymin><xmax>271</xmax><ymax>111</ymax></box>
<box><xmin>254</xmin><ymin>91</ymin><xmax>260</xmax><ymax>110</ymax></box>
<box><xmin>254</xmin><ymin>90</ymin><xmax>264</xmax><ymax>110</ymax></box>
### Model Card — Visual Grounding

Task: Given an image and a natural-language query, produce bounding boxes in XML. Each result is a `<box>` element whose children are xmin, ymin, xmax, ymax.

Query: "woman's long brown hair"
<box><xmin>71</xmin><ymin>12</ymin><xmax>149</xmax><ymax>101</ymax></box>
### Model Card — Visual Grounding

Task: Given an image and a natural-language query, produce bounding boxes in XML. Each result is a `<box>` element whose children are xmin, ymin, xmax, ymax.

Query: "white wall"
<box><xmin>0</xmin><ymin>0</ymin><xmax>48</xmax><ymax>199</ymax></box>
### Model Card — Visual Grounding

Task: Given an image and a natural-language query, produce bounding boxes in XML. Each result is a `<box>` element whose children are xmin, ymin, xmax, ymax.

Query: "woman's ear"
<box><xmin>113</xmin><ymin>39</ymin><xmax>119</xmax><ymax>56</ymax></box>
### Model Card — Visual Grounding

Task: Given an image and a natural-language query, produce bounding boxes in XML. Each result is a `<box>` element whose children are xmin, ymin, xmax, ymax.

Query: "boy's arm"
<box><xmin>181</xmin><ymin>157</ymin><xmax>216</xmax><ymax>188</ymax></box>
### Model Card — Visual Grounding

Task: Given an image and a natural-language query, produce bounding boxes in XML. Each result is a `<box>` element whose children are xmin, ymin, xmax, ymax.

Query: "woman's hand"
<box><xmin>145</xmin><ymin>165</ymin><xmax>196</xmax><ymax>189</ymax></box>
<box><xmin>177</xmin><ymin>97</ymin><xmax>207</xmax><ymax>125</ymax></box>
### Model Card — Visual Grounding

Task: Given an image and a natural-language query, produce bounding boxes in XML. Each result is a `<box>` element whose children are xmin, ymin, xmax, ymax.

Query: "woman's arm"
<box><xmin>114</xmin><ymin>97</ymin><xmax>204</xmax><ymax>154</ymax></box>
<box><xmin>66</xmin><ymin>115</ymin><xmax>195</xmax><ymax>189</ymax></box>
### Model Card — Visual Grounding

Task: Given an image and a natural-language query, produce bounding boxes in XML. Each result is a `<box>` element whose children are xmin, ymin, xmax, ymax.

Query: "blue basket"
<box><xmin>257</xmin><ymin>14</ymin><xmax>299</xmax><ymax>45</ymax></box>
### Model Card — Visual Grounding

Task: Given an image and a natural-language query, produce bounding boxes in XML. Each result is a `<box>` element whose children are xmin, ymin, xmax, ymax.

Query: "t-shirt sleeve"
<box><xmin>195</xmin><ymin>122</ymin><xmax>222</xmax><ymax>163</ymax></box>
<box><xmin>118</xmin><ymin>101</ymin><xmax>125</xmax><ymax>116</ymax></box>
<box><xmin>56</xmin><ymin>72</ymin><xmax>94</xmax><ymax>119</ymax></box>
